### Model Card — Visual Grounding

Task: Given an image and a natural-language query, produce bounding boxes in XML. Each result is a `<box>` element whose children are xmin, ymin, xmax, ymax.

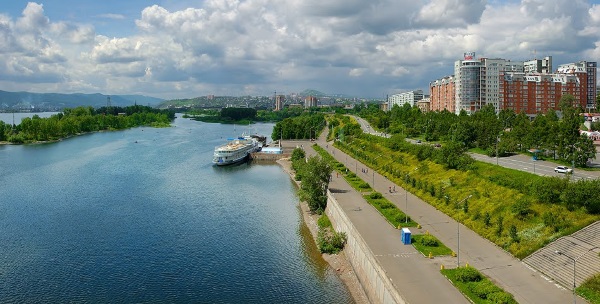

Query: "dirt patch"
<box><xmin>278</xmin><ymin>158</ymin><xmax>369</xmax><ymax>304</ymax></box>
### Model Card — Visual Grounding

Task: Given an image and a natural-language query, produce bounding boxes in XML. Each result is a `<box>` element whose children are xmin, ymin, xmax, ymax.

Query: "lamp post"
<box><xmin>555</xmin><ymin>247</ymin><xmax>599</xmax><ymax>304</ymax></box>
<box><xmin>456</xmin><ymin>194</ymin><xmax>472</xmax><ymax>267</ymax></box>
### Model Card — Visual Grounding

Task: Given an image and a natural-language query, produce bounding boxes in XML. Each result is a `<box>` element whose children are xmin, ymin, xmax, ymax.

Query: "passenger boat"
<box><xmin>213</xmin><ymin>135</ymin><xmax>261</xmax><ymax>166</ymax></box>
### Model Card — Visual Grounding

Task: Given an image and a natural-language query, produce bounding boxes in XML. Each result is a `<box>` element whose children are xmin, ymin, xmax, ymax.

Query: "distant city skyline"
<box><xmin>1</xmin><ymin>1</ymin><xmax>600</xmax><ymax>99</ymax></box>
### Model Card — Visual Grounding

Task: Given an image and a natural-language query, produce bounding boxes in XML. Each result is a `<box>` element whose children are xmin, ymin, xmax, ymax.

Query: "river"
<box><xmin>0</xmin><ymin>115</ymin><xmax>353</xmax><ymax>303</ymax></box>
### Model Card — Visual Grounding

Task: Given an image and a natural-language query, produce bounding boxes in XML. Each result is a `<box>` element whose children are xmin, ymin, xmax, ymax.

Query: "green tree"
<box><xmin>299</xmin><ymin>155</ymin><xmax>333</xmax><ymax>214</ymax></box>
<box><xmin>557</xmin><ymin>94</ymin><xmax>583</xmax><ymax>163</ymax></box>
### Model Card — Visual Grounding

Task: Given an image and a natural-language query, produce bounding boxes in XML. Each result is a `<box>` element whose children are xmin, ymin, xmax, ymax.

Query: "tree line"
<box><xmin>271</xmin><ymin>113</ymin><xmax>327</xmax><ymax>141</ymax></box>
<box><xmin>0</xmin><ymin>105</ymin><xmax>175</xmax><ymax>144</ymax></box>
<box><xmin>356</xmin><ymin>94</ymin><xmax>596</xmax><ymax>167</ymax></box>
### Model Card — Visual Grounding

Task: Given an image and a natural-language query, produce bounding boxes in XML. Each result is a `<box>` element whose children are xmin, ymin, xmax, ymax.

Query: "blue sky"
<box><xmin>1</xmin><ymin>0</ymin><xmax>600</xmax><ymax>99</ymax></box>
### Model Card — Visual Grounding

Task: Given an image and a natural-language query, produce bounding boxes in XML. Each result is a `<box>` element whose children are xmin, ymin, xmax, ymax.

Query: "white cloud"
<box><xmin>0</xmin><ymin>0</ymin><xmax>599</xmax><ymax>98</ymax></box>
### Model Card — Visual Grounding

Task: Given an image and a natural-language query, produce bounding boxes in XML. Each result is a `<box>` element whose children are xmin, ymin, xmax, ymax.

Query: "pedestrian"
<box><xmin>389</xmin><ymin>186</ymin><xmax>392</xmax><ymax>193</ymax></box>
<box><xmin>393</xmin><ymin>185</ymin><xmax>396</xmax><ymax>192</ymax></box>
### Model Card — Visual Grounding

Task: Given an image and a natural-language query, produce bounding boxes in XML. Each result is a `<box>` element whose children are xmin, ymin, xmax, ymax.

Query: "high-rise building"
<box><xmin>454</xmin><ymin>53</ymin><xmax>481</xmax><ymax>114</ymax></box>
<box><xmin>499</xmin><ymin>72</ymin><xmax>582</xmax><ymax>114</ymax></box>
<box><xmin>454</xmin><ymin>52</ymin><xmax>523</xmax><ymax>114</ymax></box>
<box><xmin>429</xmin><ymin>76</ymin><xmax>455</xmax><ymax>113</ymax></box>
<box><xmin>304</xmin><ymin>96</ymin><xmax>318</xmax><ymax>108</ymax></box>
<box><xmin>524</xmin><ymin>56</ymin><xmax>552</xmax><ymax>74</ymax></box>
<box><xmin>274</xmin><ymin>95</ymin><xmax>285</xmax><ymax>111</ymax></box>
<box><xmin>557</xmin><ymin>61</ymin><xmax>597</xmax><ymax>109</ymax></box>
<box><xmin>388</xmin><ymin>90</ymin><xmax>424</xmax><ymax>108</ymax></box>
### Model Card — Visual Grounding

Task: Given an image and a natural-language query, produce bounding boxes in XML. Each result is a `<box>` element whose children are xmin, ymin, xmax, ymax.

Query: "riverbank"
<box><xmin>277</xmin><ymin>158</ymin><xmax>369</xmax><ymax>304</ymax></box>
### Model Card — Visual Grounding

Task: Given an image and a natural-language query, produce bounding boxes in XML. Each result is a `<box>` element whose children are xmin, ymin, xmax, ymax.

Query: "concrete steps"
<box><xmin>524</xmin><ymin>221</ymin><xmax>600</xmax><ymax>290</ymax></box>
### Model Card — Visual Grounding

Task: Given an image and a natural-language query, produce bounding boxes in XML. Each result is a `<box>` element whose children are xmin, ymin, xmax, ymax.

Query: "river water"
<box><xmin>0</xmin><ymin>115</ymin><xmax>353</xmax><ymax>303</ymax></box>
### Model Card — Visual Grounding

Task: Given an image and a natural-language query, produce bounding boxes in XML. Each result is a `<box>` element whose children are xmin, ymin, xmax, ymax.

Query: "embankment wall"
<box><xmin>326</xmin><ymin>191</ymin><xmax>406</xmax><ymax>304</ymax></box>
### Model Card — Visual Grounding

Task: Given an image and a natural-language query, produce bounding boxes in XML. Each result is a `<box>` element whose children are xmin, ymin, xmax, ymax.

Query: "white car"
<box><xmin>554</xmin><ymin>166</ymin><xmax>573</xmax><ymax>174</ymax></box>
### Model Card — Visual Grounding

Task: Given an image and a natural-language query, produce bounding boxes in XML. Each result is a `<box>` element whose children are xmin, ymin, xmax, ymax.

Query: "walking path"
<box><xmin>294</xmin><ymin>141</ymin><xmax>469</xmax><ymax>304</ymax></box>
<box><xmin>298</xmin><ymin>129</ymin><xmax>583</xmax><ymax>303</ymax></box>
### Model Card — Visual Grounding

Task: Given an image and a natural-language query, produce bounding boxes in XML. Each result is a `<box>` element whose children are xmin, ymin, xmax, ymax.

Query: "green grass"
<box><xmin>441</xmin><ymin>267</ymin><xmax>517</xmax><ymax>304</ymax></box>
<box><xmin>363</xmin><ymin>193</ymin><xmax>418</xmax><ymax>228</ymax></box>
<box><xmin>412</xmin><ymin>234</ymin><xmax>453</xmax><ymax>256</ymax></box>
<box><xmin>333</xmin><ymin>137</ymin><xmax>599</xmax><ymax>260</ymax></box>
<box><xmin>578</xmin><ymin>274</ymin><xmax>600</xmax><ymax>304</ymax></box>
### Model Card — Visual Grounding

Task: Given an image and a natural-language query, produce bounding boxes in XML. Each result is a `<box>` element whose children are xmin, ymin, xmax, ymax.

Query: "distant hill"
<box><xmin>0</xmin><ymin>90</ymin><xmax>163</xmax><ymax>111</ymax></box>
<box><xmin>299</xmin><ymin>89</ymin><xmax>326</xmax><ymax>97</ymax></box>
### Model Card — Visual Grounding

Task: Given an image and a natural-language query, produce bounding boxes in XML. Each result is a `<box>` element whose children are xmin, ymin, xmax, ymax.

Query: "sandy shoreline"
<box><xmin>277</xmin><ymin>158</ymin><xmax>369</xmax><ymax>304</ymax></box>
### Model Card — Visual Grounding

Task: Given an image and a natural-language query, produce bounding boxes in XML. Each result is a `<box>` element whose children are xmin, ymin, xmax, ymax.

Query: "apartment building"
<box><xmin>388</xmin><ymin>90</ymin><xmax>424</xmax><ymax>109</ymax></box>
<box><xmin>499</xmin><ymin>72</ymin><xmax>582</xmax><ymax>114</ymax></box>
<box><xmin>304</xmin><ymin>96</ymin><xmax>318</xmax><ymax>108</ymax></box>
<box><xmin>557</xmin><ymin>61</ymin><xmax>597</xmax><ymax>109</ymax></box>
<box><xmin>429</xmin><ymin>76</ymin><xmax>456</xmax><ymax>113</ymax></box>
<box><xmin>274</xmin><ymin>95</ymin><xmax>285</xmax><ymax>111</ymax></box>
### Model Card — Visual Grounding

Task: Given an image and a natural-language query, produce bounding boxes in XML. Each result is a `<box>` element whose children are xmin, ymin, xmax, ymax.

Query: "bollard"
<box><xmin>451</xmin><ymin>251</ymin><xmax>456</xmax><ymax>257</ymax></box>
<box><xmin>417</xmin><ymin>224</ymin><xmax>422</xmax><ymax>229</ymax></box>
<box><xmin>466</xmin><ymin>262</ymin><xmax>469</xmax><ymax>268</ymax></box>
<box><xmin>426</xmin><ymin>230</ymin><xmax>429</xmax><ymax>235</ymax></box>
<box><xmin>441</xmin><ymin>264</ymin><xmax>445</xmax><ymax>270</ymax></box>
<box><xmin>429</xmin><ymin>252</ymin><xmax>432</xmax><ymax>259</ymax></box>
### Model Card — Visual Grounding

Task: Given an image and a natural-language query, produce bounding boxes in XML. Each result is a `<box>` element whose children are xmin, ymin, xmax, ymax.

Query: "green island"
<box><xmin>0</xmin><ymin>105</ymin><xmax>175</xmax><ymax>144</ymax></box>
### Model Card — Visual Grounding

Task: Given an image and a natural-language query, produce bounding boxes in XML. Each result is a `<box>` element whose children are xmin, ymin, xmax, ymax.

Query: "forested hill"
<box><xmin>0</xmin><ymin>90</ymin><xmax>163</xmax><ymax>111</ymax></box>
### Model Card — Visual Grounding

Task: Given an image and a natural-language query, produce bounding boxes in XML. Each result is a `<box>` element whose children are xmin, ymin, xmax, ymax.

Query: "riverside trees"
<box><xmin>2</xmin><ymin>105</ymin><xmax>174</xmax><ymax>144</ymax></box>
<box><xmin>291</xmin><ymin>147</ymin><xmax>333</xmax><ymax>214</ymax></box>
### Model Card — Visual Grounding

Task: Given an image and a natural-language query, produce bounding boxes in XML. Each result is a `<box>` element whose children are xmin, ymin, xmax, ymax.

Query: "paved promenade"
<box><xmin>295</xmin><ymin>140</ymin><xmax>469</xmax><ymax>304</ymax></box>
<box><xmin>292</xmin><ymin>131</ymin><xmax>584</xmax><ymax>303</ymax></box>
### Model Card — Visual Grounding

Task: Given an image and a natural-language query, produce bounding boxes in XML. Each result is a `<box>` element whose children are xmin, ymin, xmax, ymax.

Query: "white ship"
<box><xmin>213</xmin><ymin>135</ymin><xmax>261</xmax><ymax>166</ymax></box>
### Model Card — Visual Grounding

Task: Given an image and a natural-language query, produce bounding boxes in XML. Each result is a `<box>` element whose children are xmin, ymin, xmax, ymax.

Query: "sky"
<box><xmin>1</xmin><ymin>0</ymin><xmax>600</xmax><ymax>100</ymax></box>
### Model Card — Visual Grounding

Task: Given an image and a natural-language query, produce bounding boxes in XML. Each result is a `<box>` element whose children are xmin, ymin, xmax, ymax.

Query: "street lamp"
<box><xmin>456</xmin><ymin>194</ymin><xmax>472</xmax><ymax>267</ymax></box>
<box><xmin>555</xmin><ymin>247</ymin><xmax>599</xmax><ymax>304</ymax></box>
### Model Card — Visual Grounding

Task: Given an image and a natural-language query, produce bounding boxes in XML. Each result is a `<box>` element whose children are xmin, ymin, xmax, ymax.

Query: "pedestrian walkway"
<box><xmin>309</xmin><ymin>135</ymin><xmax>581</xmax><ymax>303</ymax></box>
<box><xmin>297</xmin><ymin>141</ymin><xmax>469</xmax><ymax>304</ymax></box>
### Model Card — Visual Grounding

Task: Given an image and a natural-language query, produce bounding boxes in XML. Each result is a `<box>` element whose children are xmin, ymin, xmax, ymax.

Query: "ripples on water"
<box><xmin>0</xmin><ymin>116</ymin><xmax>353</xmax><ymax>303</ymax></box>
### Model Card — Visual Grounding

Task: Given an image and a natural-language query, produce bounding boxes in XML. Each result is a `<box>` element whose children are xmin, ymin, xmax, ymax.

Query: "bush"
<box><xmin>469</xmin><ymin>280</ymin><xmax>501</xmax><ymax>299</ymax></box>
<box><xmin>358</xmin><ymin>182</ymin><xmax>370</xmax><ymax>189</ymax></box>
<box><xmin>419</xmin><ymin>234</ymin><xmax>439</xmax><ymax>247</ymax></box>
<box><xmin>369</xmin><ymin>192</ymin><xmax>383</xmax><ymax>199</ymax></box>
<box><xmin>454</xmin><ymin>266</ymin><xmax>482</xmax><ymax>282</ymax></box>
<box><xmin>487</xmin><ymin>291</ymin><xmax>516</xmax><ymax>304</ymax></box>
<box><xmin>317</xmin><ymin>228</ymin><xmax>347</xmax><ymax>254</ymax></box>
<box><xmin>317</xmin><ymin>214</ymin><xmax>332</xmax><ymax>229</ymax></box>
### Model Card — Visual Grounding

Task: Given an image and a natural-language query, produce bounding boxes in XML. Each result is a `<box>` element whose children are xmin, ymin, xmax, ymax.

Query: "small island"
<box><xmin>0</xmin><ymin>105</ymin><xmax>175</xmax><ymax>145</ymax></box>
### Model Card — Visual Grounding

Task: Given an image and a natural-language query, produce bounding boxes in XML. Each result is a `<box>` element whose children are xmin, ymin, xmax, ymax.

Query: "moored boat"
<box><xmin>213</xmin><ymin>135</ymin><xmax>261</xmax><ymax>166</ymax></box>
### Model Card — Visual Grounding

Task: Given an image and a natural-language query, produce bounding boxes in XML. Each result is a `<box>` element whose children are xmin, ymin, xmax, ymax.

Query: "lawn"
<box><xmin>411</xmin><ymin>234</ymin><xmax>453</xmax><ymax>257</ymax></box>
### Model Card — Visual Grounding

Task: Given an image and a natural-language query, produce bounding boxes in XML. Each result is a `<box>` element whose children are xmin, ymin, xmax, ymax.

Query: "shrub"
<box><xmin>487</xmin><ymin>291</ymin><xmax>516</xmax><ymax>304</ymax></box>
<box><xmin>369</xmin><ymin>192</ymin><xmax>383</xmax><ymax>199</ymax></box>
<box><xmin>358</xmin><ymin>182</ymin><xmax>370</xmax><ymax>189</ymax></box>
<box><xmin>317</xmin><ymin>214</ymin><xmax>332</xmax><ymax>229</ymax></box>
<box><xmin>511</xmin><ymin>197</ymin><xmax>532</xmax><ymax>218</ymax></box>
<box><xmin>469</xmin><ymin>280</ymin><xmax>501</xmax><ymax>299</ymax></box>
<box><xmin>419</xmin><ymin>234</ymin><xmax>439</xmax><ymax>247</ymax></box>
<box><xmin>317</xmin><ymin>228</ymin><xmax>347</xmax><ymax>254</ymax></box>
<box><xmin>454</xmin><ymin>266</ymin><xmax>482</xmax><ymax>283</ymax></box>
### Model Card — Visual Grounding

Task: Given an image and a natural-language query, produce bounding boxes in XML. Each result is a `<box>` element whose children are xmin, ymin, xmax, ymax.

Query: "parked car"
<box><xmin>554</xmin><ymin>166</ymin><xmax>573</xmax><ymax>174</ymax></box>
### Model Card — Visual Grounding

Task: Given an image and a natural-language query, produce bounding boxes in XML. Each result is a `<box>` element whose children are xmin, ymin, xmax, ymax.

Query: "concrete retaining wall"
<box><xmin>326</xmin><ymin>191</ymin><xmax>406</xmax><ymax>304</ymax></box>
